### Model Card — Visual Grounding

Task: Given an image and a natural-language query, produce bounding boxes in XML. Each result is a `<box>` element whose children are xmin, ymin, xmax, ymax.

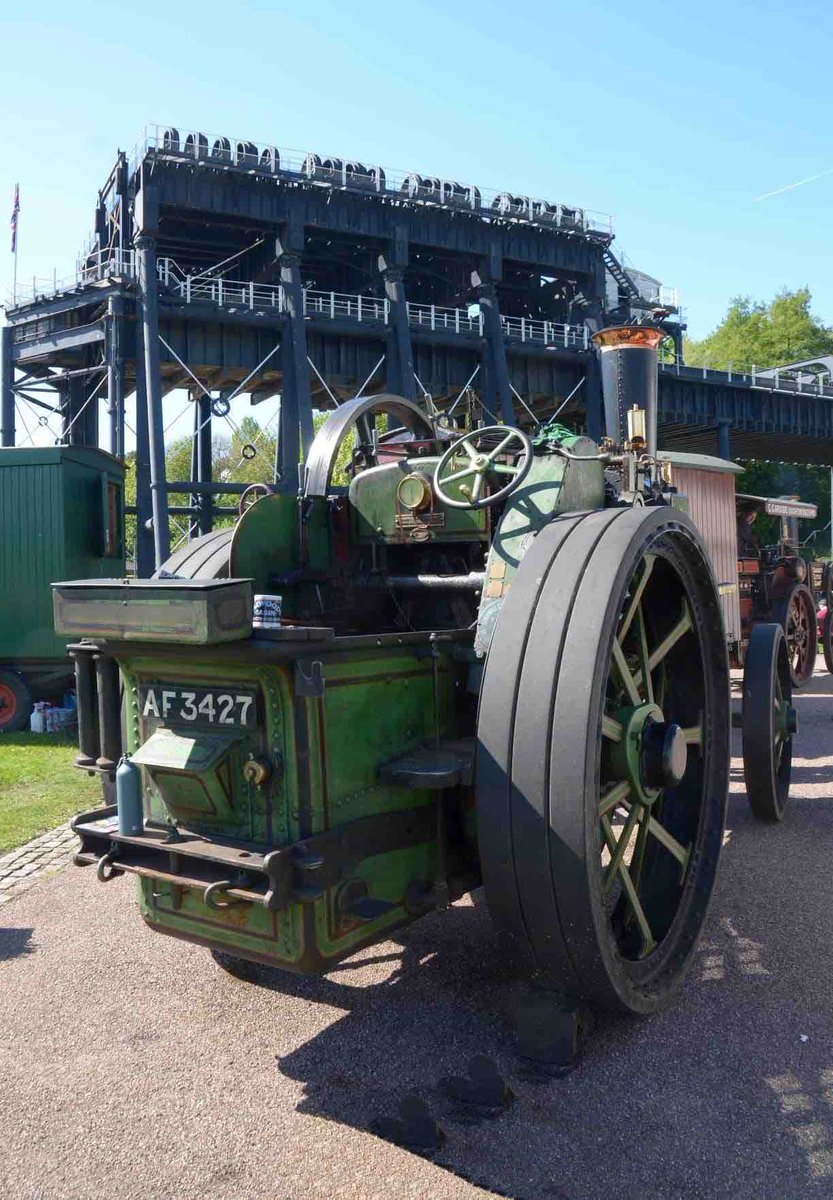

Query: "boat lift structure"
<box><xmin>3</xmin><ymin>125</ymin><xmax>832</xmax><ymax>574</ymax></box>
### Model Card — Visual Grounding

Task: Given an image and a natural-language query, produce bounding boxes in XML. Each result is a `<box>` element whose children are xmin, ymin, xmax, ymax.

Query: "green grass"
<box><xmin>0</xmin><ymin>734</ymin><xmax>103</xmax><ymax>854</ymax></box>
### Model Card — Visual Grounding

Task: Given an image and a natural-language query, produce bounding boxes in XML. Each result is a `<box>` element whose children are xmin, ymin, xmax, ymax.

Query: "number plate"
<box><xmin>140</xmin><ymin>685</ymin><xmax>257</xmax><ymax>728</ymax></box>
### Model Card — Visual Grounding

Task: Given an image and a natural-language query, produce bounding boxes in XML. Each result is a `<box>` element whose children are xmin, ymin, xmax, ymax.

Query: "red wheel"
<box><xmin>0</xmin><ymin>670</ymin><xmax>33</xmax><ymax>733</ymax></box>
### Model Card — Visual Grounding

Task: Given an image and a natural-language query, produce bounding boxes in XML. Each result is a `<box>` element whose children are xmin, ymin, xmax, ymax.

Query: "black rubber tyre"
<box><xmin>153</xmin><ymin>527</ymin><xmax>234</xmax><ymax>580</ymax></box>
<box><xmin>824</xmin><ymin>609</ymin><xmax>833</xmax><ymax>676</ymax></box>
<box><xmin>0</xmin><ymin>669</ymin><xmax>33</xmax><ymax>733</ymax></box>
<box><xmin>773</xmin><ymin>583</ymin><xmax>817</xmax><ymax>688</ymax></box>
<box><xmin>742</xmin><ymin>623</ymin><xmax>794</xmax><ymax>823</ymax></box>
<box><xmin>476</xmin><ymin>506</ymin><xmax>730</xmax><ymax>1014</ymax></box>
<box><xmin>822</xmin><ymin>568</ymin><xmax>833</xmax><ymax>675</ymax></box>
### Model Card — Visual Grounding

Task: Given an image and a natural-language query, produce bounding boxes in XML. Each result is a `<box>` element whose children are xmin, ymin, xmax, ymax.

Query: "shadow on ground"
<box><xmin>0</xmin><ymin>926</ymin><xmax>35</xmax><ymax>962</ymax></box>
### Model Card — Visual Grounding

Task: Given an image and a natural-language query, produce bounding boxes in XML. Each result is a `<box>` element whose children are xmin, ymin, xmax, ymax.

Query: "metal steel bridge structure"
<box><xmin>3</xmin><ymin>124</ymin><xmax>832</xmax><ymax>575</ymax></box>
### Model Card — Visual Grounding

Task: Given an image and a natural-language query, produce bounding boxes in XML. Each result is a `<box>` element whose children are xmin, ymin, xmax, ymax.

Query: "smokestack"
<box><xmin>591</xmin><ymin>326</ymin><xmax>664</xmax><ymax>457</ymax></box>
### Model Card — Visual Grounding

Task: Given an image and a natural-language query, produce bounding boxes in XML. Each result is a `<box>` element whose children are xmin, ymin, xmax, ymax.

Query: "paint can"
<box><xmin>253</xmin><ymin>593</ymin><xmax>282</xmax><ymax>629</ymax></box>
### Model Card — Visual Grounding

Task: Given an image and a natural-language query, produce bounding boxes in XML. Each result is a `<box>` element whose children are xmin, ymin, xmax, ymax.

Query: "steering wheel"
<box><xmin>433</xmin><ymin>425</ymin><xmax>532</xmax><ymax>510</ymax></box>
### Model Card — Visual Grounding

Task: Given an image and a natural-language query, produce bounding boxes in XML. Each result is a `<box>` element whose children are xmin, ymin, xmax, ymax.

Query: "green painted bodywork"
<box><xmin>0</xmin><ymin>446</ymin><xmax>124</xmax><ymax>663</ymax></box>
<box><xmin>61</xmin><ymin>431</ymin><xmax>607</xmax><ymax>975</ymax></box>
<box><xmin>475</xmin><ymin>436</ymin><xmax>605</xmax><ymax>654</ymax></box>
<box><xmin>112</xmin><ymin>639</ymin><xmax>460</xmax><ymax>970</ymax></box>
<box><xmin>349</xmin><ymin>457</ymin><xmax>489</xmax><ymax>542</ymax></box>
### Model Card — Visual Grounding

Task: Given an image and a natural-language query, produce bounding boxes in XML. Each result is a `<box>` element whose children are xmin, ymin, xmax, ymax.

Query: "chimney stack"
<box><xmin>591</xmin><ymin>326</ymin><xmax>664</xmax><ymax>458</ymax></box>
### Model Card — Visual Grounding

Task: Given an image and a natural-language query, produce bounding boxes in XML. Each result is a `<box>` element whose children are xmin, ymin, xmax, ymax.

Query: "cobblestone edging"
<box><xmin>0</xmin><ymin>825</ymin><xmax>77</xmax><ymax>907</ymax></box>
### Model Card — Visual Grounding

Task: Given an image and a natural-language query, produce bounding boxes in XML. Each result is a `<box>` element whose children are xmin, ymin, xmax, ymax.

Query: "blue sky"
<box><xmin>1</xmin><ymin>0</ymin><xmax>831</xmax><ymax>342</ymax></box>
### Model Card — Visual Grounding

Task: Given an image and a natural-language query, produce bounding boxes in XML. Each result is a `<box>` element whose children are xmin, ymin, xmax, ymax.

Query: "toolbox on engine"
<box><xmin>52</xmin><ymin>577</ymin><xmax>254</xmax><ymax>644</ymax></box>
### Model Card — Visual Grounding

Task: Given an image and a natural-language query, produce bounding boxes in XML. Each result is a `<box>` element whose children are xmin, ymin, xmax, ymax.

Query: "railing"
<box><xmin>9</xmin><ymin>249</ymin><xmax>136</xmax><ymax>305</ymax></box>
<box><xmin>303</xmin><ymin>290</ymin><xmax>387</xmax><ymax>322</ymax></box>
<box><xmin>157</xmin><ymin>263</ymin><xmax>591</xmax><ymax>351</ymax></box>
<box><xmin>660</xmin><ymin>358</ymin><xmax>833</xmax><ymax>398</ymax></box>
<box><xmin>158</xmin><ymin>261</ymin><xmax>284</xmax><ymax>312</ymax></box>
<box><xmin>408</xmin><ymin>303</ymin><xmax>482</xmax><ymax>335</ymax></box>
<box><xmin>500</xmin><ymin>315</ymin><xmax>589</xmax><ymax>350</ymax></box>
<box><xmin>135</xmin><ymin>124</ymin><xmax>615</xmax><ymax>238</ymax></box>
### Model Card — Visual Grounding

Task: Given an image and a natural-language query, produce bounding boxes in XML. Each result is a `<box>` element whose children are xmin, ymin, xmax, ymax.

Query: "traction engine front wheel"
<box><xmin>476</xmin><ymin>506</ymin><xmax>730</xmax><ymax>1015</ymax></box>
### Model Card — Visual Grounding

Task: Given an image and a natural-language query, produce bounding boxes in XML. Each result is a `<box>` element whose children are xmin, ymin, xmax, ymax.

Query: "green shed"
<box><xmin>0</xmin><ymin>445</ymin><xmax>125</xmax><ymax>731</ymax></box>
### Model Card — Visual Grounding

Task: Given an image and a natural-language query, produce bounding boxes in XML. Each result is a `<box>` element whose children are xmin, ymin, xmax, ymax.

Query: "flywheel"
<box><xmin>476</xmin><ymin>506</ymin><xmax>730</xmax><ymax>1014</ymax></box>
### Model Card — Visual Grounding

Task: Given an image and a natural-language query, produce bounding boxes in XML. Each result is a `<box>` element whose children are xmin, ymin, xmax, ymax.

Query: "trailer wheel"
<box><xmin>0</xmin><ymin>670</ymin><xmax>33</xmax><ymax>733</ymax></box>
<box><xmin>773</xmin><ymin>583</ymin><xmax>817</xmax><ymax>687</ymax></box>
<box><xmin>476</xmin><ymin>505</ymin><xmax>730</xmax><ymax>1014</ymax></box>
<box><xmin>741</xmin><ymin>624</ymin><xmax>794</xmax><ymax>824</ymax></box>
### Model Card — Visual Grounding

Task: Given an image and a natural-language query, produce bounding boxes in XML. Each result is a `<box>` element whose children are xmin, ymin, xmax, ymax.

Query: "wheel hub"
<box><xmin>611</xmin><ymin>702</ymin><xmax>688</xmax><ymax>803</ymax></box>
<box><xmin>642</xmin><ymin>719</ymin><xmax>688</xmax><ymax>790</ymax></box>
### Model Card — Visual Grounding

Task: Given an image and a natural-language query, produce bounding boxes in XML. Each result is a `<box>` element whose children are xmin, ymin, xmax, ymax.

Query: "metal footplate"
<box><xmin>378</xmin><ymin>738</ymin><xmax>475</xmax><ymax>789</ymax></box>
<box><xmin>72</xmin><ymin>803</ymin><xmax>437</xmax><ymax>912</ymax></box>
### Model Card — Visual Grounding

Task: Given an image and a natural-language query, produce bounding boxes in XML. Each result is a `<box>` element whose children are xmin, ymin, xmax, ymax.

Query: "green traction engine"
<box><xmin>55</xmin><ymin>327</ymin><xmax>795</xmax><ymax>1016</ymax></box>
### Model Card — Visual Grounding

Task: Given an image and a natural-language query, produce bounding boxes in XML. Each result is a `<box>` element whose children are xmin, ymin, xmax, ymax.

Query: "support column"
<box><xmin>193</xmin><ymin>393</ymin><xmax>213</xmax><ymax>536</ymax></box>
<box><xmin>472</xmin><ymin>269</ymin><xmax>514</xmax><ymax>425</ymax></box>
<box><xmin>65</xmin><ymin>378</ymin><xmax>88</xmax><ymax>445</ymax></box>
<box><xmin>585</xmin><ymin>353</ymin><xmax>602</xmax><ymax>444</ymax></box>
<box><xmin>379</xmin><ymin>240</ymin><xmax>416</xmax><ymax>401</ymax></box>
<box><xmin>133</xmin><ymin>344</ymin><xmax>155</xmax><ymax>577</ymax></box>
<box><xmin>717</xmin><ymin>418</ymin><xmax>732</xmax><ymax>461</ymax></box>
<box><xmin>277</xmin><ymin>237</ymin><xmax>314</xmax><ymax>490</ymax></box>
<box><xmin>1</xmin><ymin>325</ymin><xmax>14</xmax><ymax>447</ymax></box>
<box><xmin>136</xmin><ymin>233</ymin><xmax>170</xmax><ymax>568</ymax></box>
<box><xmin>106</xmin><ymin>296</ymin><xmax>125</xmax><ymax>458</ymax></box>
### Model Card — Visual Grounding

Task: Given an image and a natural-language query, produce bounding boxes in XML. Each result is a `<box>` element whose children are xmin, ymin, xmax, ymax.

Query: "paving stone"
<box><xmin>0</xmin><ymin>823</ymin><xmax>74</xmax><ymax>906</ymax></box>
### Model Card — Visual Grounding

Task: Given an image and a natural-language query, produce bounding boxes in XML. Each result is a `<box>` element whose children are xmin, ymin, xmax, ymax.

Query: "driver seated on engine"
<box><xmin>737</xmin><ymin>503</ymin><xmax>761</xmax><ymax>558</ymax></box>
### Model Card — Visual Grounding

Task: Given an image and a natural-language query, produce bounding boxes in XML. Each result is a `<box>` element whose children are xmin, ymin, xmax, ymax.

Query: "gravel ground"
<box><xmin>2</xmin><ymin>666</ymin><xmax>833</xmax><ymax>1200</ymax></box>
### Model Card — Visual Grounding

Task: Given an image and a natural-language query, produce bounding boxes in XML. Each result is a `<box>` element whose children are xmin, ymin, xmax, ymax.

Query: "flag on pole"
<box><xmin>11</xmin><ymin>184</ymin><xmax>20</xmax><ymax>253</ymax></box>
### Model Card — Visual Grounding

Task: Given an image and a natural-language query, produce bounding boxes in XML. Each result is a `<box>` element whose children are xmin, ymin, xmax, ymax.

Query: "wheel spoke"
<box><xmin>611</xmin><ymin>638</ymin><xmax>642</xmax><ymax>706</ymax></box>
<box><xmin>603</xmin><ymin>802</ymin><xmax>642</xmax><ymax>892</ymax></box>
<box><xmin>645</xmin><ymin>814</ymin><xmax>690</xmax><ymax>870</ymax></box>
<box><xmin>599</xmin><ymin>777</ymin><xmax>630</xmax><ymax>815</ymax></box>
<box><xmin>682</xmin><ymin>719</ymin><xmax>703</xmax><ymax>747</ymax></box>
<box><xmin>470</xmin><ymin>471</ymin><xmax>485</xmax><ymax>501</ymax></box>
<box><xmin>634</xmin><ymin>600</ymin><xmax>693</xmax><ymax>687</ymax></box>
<box><xmin>486</xmin><ymin>433</ymin><xmax>517</xmax><ymax>461</ymax></box>
<box><xmin>491</xmin><ymin>462</ymin><xmax>519</xmax><ymax>476</ymax></box>
<box><xmin>601</xmin><ymin>816</ymin><xmax>656</xmax><ymax>953</ymax></box>
<box><xmin>628</xmin><ymin>807</ymin><xmax>652</xmax><ymax>894</ymax></box>
<box><xmin>442</xmin><ymin>464</ymin><xmax>478</xmax><ymax>484</ymax></box>
<box><xmin>462</xmin><ymin>439</ymin><xmax>479</xmax><ymax>459</ymax></box>
<box><xmin>636</xmin><ymin>602</ymin><xmax>654</xmax><ymax>705</ymax></box>
<box><xmin>618</xmin><ymin>859</ymin><xmax>657</xmax><ymax>955</ymax></box>
<box><xmin>618</xmin><ymin>555</ymin><xmax>656</xmax><ymax>646</ymax></box>
<box><xmin>602</xmin><ymin>714</ymin><xmax>623</xmax><ymax>743</ymax></box>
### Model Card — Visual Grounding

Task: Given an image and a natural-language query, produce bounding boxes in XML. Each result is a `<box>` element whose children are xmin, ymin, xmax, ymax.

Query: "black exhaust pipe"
<box><xmin>591</xmin><ymin>326</ymin><xmax>664</xmax><ymax>458</ymax></box>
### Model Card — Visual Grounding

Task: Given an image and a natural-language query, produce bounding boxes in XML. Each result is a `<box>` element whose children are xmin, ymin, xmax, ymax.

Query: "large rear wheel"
<box><xmin>476</xmin><ymin>506</ymin><xmax>730</xmax><ymax>1014</ymax></box>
